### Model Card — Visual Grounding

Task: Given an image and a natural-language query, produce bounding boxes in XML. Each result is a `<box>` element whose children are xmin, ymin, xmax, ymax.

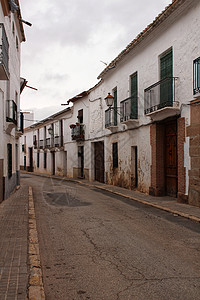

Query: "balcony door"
<box><xmin>160</xmin><ymin>49</ymin><xmax>173</xmax><ymax>107</ymax></box>
<box><xmin>130</xmin><ymin>72</ymin><xmax>138</xmax><ymax>119</ymax></box>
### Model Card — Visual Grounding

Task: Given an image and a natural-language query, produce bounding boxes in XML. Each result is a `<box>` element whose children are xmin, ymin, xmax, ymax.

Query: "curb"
<box><xmin>23</xmin><ymin>172</ymin><xmax>200</xmax><ymax>224</ymax></box>
<box><xmin>28</xmin><ymin>186</ymin><xmax>45</xmax><ymax>300</ymax></box>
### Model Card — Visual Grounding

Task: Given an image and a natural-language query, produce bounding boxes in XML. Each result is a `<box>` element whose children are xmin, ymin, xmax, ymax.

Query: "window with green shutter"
<box><xmin>160</xmin><ymin>49</ymin><xmax>173</xmax><ymax>106</ymax></box>
<box><xmin>113</xmin><ymin>88</ymin><xmax>117</xmax><ymax>126</ymax></box>
<box><xmin>130</xmin><ymin>72</ymin><xmax>138</xmax><ymax>119</ymax></box>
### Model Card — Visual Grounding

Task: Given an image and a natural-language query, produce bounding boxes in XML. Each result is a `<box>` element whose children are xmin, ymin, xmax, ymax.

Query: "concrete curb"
<box><xmin>23</xmin><ymin>172</ymin><xmax>200</xmax><ymax>224</ymax></box>
<box><xmin>28</xmin><ymin>186</ymin><xmax>45</xmax><ymax>300</ymax></box>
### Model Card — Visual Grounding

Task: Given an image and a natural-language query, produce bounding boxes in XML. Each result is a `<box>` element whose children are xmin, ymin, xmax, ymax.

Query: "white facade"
<box><xmin>21</xmin><ymin>0</ymin><xmax>200</xmax><ymax>204</ymax></box>
<box><xmin>0</xmin><ymin>0</ymin><xmax>25</xmax><ymax>201</ymax></box>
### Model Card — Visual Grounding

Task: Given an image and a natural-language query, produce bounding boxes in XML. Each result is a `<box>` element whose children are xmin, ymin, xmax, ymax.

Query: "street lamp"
<box><xmin>104</xmin><ymin>93</ymin><xmax>114</xmax><ymax>107</ymax></box>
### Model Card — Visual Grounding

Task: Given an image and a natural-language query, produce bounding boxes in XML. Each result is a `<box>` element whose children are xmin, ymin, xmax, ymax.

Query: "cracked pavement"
<box><xmin>21</xmin><ymin>174</ymin><xmax>200</xmax><ymax>300</ymax></box>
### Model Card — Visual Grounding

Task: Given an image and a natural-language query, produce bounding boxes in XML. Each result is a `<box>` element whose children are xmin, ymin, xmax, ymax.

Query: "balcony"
<box><xmin>71</xmin><ymin>124</ymin><xmax>84</xmax><ymax>141</ymax></box>
<box><xmin>120</xmin><ymin>96</ymin><xmax>138</xmax><ymax>128</ymax></box>
<box><xmin>39</xmin><ymin>140</ymin><xmax>44</xmax><ymax>149</ymax></box>
<box><xmin>0</xmin><ymin>23</ymin><xmax>9</xmax><ymax>80</ymax></box>
<box><xmin>54</xmin><ymin>135</ymin><xmax>64</xmax><ymax>147</ymax></box>
<box><xmin>105</xmin><ymin>108</ymin><xmax>118</xmax><ymax>132</ymax></box>
<box><xmin>45</xmin><ymin>138</ymin><xmax>51</xmax><ymax>149</ymax></box>
<box><xmin>6</xmin><ymin>100</ymin><xmax>17</xmax><ymax>133</ymax></box>
<box><xmin>144</xmin><ymin>77</ymin><xmax>180</xmax><ymax>121</ymax></box>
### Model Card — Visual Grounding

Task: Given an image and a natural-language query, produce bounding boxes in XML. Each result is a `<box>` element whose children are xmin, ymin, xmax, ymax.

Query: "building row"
<box><xmin>21</xmin><ymin>0</ymin><xmax>200</xmax><ymax>206</ymax></box>
<box><xmin>0</xmin><ymin>0</ymin><xmax>25</xmax><ymax>202</ymax></box>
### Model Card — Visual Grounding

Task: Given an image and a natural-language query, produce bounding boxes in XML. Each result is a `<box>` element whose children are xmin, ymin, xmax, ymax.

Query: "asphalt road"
<box><xmin>21</xmin><ymin>174</ymin><xmax>200</xmax><ymax>300</ymax></box>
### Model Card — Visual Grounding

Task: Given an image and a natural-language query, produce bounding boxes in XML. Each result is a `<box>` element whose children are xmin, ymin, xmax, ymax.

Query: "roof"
<box><xmin>67</xmin><ymin>91</ymin><xmax>89</xmax><ymax>104</ymax></box>
<box><xmin>16</xmin><ymin>0</ymin><xmax>26</xmax><ymax>42</ymax></box>
<box><xmin>25</xmin><ymin>107</ymin><xmax>72</xmax><ymax>131</ymax></box>
<box><xmin>98</xmin><ymin>0</ymin><xmax>185</xmax><ymax>79</ymax></box>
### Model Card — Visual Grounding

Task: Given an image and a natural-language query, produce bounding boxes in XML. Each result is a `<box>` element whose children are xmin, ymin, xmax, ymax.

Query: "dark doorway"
<box><xmin>78</xmin><ymin>146</ymin><xmax>84</xmax><ymax>178</ymax></box>
<box><xmin>94</xmin><ymin>142</ymin><xmax>104</xmax><ymax>183</ymax></box>
<box><xmin>131</xmin><ymin>146</ymin><xmax>138</xmax><ymax>189</ymax></box>
<box><xmin>52</xmin><ymin>152</ymin><xmax>55</xmax><ymax>175</ymax></box>
<box><xmin>28</xmin><ymin>147</ymin><xmax>33</xmax><ymax>172</ymax></box>
<box><xmin>165</xmin><ymin>120</ymin><xmax>177</xmax><ymax>197</ymax></box>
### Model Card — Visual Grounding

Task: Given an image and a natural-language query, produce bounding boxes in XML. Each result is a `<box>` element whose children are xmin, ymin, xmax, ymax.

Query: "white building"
<box><xmin>21</xmin><ymin>0</ymin><xmax>200</xmax><ymax>206</ymax></box>
<box><xmin>0</xmin><ymin>0</ymin><xmax>25</xmax><ymax>202</ymax></box>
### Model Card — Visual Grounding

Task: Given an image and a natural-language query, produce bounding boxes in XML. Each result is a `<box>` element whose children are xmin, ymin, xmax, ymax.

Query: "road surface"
<box><xmin>21</xmin><ymin>174</ymin><xmax>200</xmax><ymax>300</ymax></box>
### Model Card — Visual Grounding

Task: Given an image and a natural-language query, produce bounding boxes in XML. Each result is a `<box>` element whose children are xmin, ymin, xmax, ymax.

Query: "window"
<box><xmin>7</xmin><ymin>143</ymin><xmax>12</xmax><ymax>178</ymax></box>
<box><xmin>33</xmin><ymin>135</ymin><xmax>37</xmax><ymax>148</ymax></box>
<box><xmin>130</xmin><ymin>72</ymin><xmax>138</xmax><ymax>119</ymax></box>
<box><xmin>22</xmin><ymin>144</ymin><xmax>25</xmax><ymax>152</ymax></box>
<box><xmin>78</xmin><ymin>109</ymin><xmax>83</xmax><ymax>123</ymax></box>
<box><xmin>193</xmin><ymin>57</ymin><xmax>200</xmax><ymax>95</ymax></box>
<box><xmin>16</xmin><ymin>36</ymin><xmax>18</xmax><ymax>50</ymax></box>
<box><xmin>12</xmin><ymin>22</ymin><xmax>15</xmax><ymax>35</ymax></box>
<box><xmin>112</xmin><ymin>142</ymin><xmax>118</xmax><ymax>169</ymax></box>
<box><xmin>113</xmin><ymin>88</ymin><xmax>117</xmax><ymax>126</ymax></box>
<box><xmin>37</xmin><ymin>152</ymin><xmax>40</xmax><ymax>168</ymax></box>
<box><xmin>44</xmin><ymin>152</ymin><xmax>47</xmax><ymax>169</ymax></box>
<box><xmin>160</xmin><ymin>49</ymin><xmax>173</xmax><ymax>106</ymax></box>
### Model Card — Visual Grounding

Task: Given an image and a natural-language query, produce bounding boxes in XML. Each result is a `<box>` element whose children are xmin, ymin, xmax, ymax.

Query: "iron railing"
<box><xmin>193</xmin><ymin>57</ymin><xmax>200</xmax><ymax>95</ymax></box>
<box><xmin>144</xmin><ymin>77</ymin><xmax>177</xmax><ymax>115</ymax></box>
<box><xmin>0</xmin><ymin>23</ymin><xmax>9</xmax><ymax>77</ymax></box>
<box><xmin>105</xmin><ymin>108</ymin><xmax>117</xmax><ymax>128</ymax></box>
<box><xmin>6</xmin><ymin>100</ymin><xmax>17</xmax><ymax>125</ymax></box>
<box><xmin>46</xmin><ymin>138</ymin><xmax>51</xmax><ymax>148</ymax></box>
<box><xmin>39</xmin><ymin>140</ymin><xmax>44</xmax><ymax>149</ymax></box>
<box><xmin>120</xmin><ymin>96</ymin><xmax>138</xmax><ymax>122</ymax></box>
<box><xmin>71</xmin><ymin>124</ymin><xmax>84</xmax><ymax>141</ymax></box>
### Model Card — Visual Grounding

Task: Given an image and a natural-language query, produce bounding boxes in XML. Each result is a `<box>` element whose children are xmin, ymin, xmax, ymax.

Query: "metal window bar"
<box><xmin>46</xmin><ymin>138</ymin><xmax>50</xmax><ymax>148</ymax></box>
<box><xmin>144</xmin><ymin>77</ymin><xmax>177</xmax><ymax>115</ymax></box>
<box><xmin>39</xmin><ymin>140</ymin><xmax>44</xmax><ymax>149</ymax></box>
<box><xmin>6</xmin><ymin>100</ymin><xmax>17</xmax><ymax>125</ymax></box>
<box><xmin>193</xmin><ymin>57</ymin><xmax>200</xmax><ymax>95</ymax></box>
<box><xmin>105</xmin><ymin>108</ymin><xmax>117</xmax><ymax>128</ymax></box>
<box><xmin>54</xmin><ymin>136</ymin><xmax>60</xmax><ymax>147</ymax></box>
<box><xmin>120</xmin><ymin>96</ymin><xmax>138</xmax><ymax>122</ymax></box>
<box><xmin>0</xmin><ymin>23</ymin><xmax>9</xmax><ymax>75</ymax></box>
<box><xmin>71</xmin><ymin>124</ymin><xmax>84</xmax><ymax>140</ymax></box>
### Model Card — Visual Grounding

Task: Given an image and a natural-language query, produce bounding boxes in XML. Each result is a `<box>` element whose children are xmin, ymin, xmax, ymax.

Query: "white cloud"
<box><xmin>20</xmin><ymin>0</ymin><xmax>171</xmax><ymax>120</ymax></box>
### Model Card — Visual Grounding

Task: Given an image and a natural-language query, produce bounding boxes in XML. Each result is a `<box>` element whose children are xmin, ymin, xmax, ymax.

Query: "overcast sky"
<box><xmin>19</xmin><ymin>0</ymin><xmax>171</xmax><ymax>121</ymax></box>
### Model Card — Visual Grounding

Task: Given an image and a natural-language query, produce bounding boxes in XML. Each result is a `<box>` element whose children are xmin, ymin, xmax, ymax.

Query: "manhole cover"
<box><xmin>43</xmin><ymin>192</ymin><xmax>90</xmax><ymax>207</ymax></box>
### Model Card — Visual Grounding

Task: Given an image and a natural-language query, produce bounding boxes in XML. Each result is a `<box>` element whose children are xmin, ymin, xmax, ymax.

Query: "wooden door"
<box><xmin>94</xmin><ymin>142</ymin><xmax>104</xmax><ymax>183</ymax></box>
<box><xmin>165</xmin><ymin>121</ymin><xmax>177</xmax><ymax>197</ymax></box>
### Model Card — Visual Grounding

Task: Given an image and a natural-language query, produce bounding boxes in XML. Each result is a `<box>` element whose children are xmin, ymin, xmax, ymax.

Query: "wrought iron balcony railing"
<box><xmin>105</xmin><ymin>108</ymin><xmax>117</xmax><ymax>128</ymax></box>
<box><xmin>120</xmin><ymin>96</ymin><xmax>138</xmax><ymax>122</ymax></box>
<box><xmin>6</xmin><ymin>100</ymin><xmax>17</xmax><ymax>125</ymax></box>
<box><xmin>0</xmin><ymin>23</ymin><xmax>9</xmax><ymax>79</ymax></box>
<box><xmin>39</xmin><ymin>140</ymin><xmax>44</xmax><ymax>149</ymax></box>
<box><xmin>144</xmin><ymin>77</ymin><xmax>177</xmax><ymax>115</ymax></box>
<box><xmin>71</xmin><ymin>124</ymin><xmax>84</xmax><ymax>141</ymax></box>
<box><xmin>46</xmin><ymin>138</ymin><xmax>51</xmax><ymax>148</ymax></box>
<box><xmin>54</xmin><ymin>135</ymin><xmax>64</xmax><ymax>147</ymax></box>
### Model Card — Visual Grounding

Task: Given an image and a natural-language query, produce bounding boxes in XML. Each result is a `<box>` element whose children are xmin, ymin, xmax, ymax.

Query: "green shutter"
<box><xmin>114</xmin><ymin>89</ymin><xmax>117</xmax><ymax>126</ymax></box>
<box><xmin>130</xmin><ymin>72</ymin><xmax>138</xmax><ymax>119</ymax></box>
<box><xmin>160</xmin><ymin>49</ymin><xmax>173</xmax><ymax>106</ymax></box>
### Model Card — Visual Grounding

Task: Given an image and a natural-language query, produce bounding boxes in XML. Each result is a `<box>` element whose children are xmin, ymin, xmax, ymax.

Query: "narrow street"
<box><xmin>22</xmin><ymin>174</ymin><xmax>200</xmax><ymax>300</ymax></box>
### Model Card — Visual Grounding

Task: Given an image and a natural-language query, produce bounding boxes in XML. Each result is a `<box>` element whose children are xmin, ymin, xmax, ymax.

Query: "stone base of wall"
<box><xmin>177</xmin><ymin>192</ymin><xmax>188</xmax><ymax>203</ymax></box>
<box><xmin>186</xmin><ymin>98</ymin><xmax>200</xmax><ymax>207</ymax></box>
<box><xmin>0</xmin><ymin>159</ymin><xmax>3</xmax><ymax>203</ymax></box>
<box><xmin>4</xmin><ymin>173</ymin><xmax>17</xmax><ymax>200</ymax></box>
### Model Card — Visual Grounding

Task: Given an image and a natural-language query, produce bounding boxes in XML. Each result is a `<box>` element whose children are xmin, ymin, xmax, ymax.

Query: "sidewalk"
<box><xmin>0</xmin><ymin>185</ymin><xmax>29</xmax><ymax>300</ymax></box>
<box><xmin>23</xmin><ymin>171</ymin><xmax>200</xmax><ymax>223</ymax></box>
